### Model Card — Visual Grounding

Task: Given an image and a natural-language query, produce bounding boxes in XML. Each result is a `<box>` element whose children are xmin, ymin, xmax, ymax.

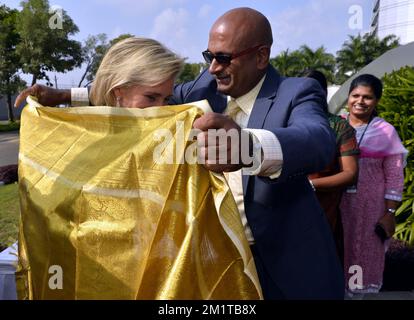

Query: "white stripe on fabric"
<box><xmin>19</xmin><ymin>153</ymin><xmax>185</xmax><ymax>211</ymax></box>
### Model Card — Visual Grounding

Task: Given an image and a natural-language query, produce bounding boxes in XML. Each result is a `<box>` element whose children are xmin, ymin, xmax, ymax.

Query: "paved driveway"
<box><xmin>0</xmin><ymin>131</ymin><xmax>19</xmax><ymax>166</ymax></box>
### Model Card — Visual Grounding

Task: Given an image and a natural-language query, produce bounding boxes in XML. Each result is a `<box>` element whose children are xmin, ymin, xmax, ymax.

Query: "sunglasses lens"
<box><xmin>202</xmin><ymin>51</ymin><xmax>213</xmax><ymax>64</ymax></box>
<box><xmin>202</xmin><ymin>51</ymin><xmax>231</xmax><ymax>65</ymax></box>
<box><xmin>215</xmin><ymin>55</ymin><xmax>231</xmax><ymax>64</ymax></box>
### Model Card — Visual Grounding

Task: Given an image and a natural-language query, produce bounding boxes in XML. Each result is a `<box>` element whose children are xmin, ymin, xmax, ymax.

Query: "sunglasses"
<box><xmin>202</xmin><ymin>44</ymin><xmax>265</xmax><ymax>65</ymax></box>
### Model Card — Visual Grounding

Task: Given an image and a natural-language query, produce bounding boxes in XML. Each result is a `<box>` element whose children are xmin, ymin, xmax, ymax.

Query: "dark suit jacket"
<box><xmin>171</xmin><ymin>66</ymin><xmax>345</xmax><ymax>299</ymax></box>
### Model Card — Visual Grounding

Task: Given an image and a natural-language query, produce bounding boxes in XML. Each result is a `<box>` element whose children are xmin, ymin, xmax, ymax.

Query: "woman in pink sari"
<box><xmin>340</xmin><ymin>74</ymin><xmax>408</xmax><ymax>295</ymax></box>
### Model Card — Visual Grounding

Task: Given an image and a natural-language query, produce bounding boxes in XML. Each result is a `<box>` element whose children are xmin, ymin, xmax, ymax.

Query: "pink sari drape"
<box><xmin>356</xmin><ymin>117</ymin><xmax>408</xmax><ymax>161</ymax></box>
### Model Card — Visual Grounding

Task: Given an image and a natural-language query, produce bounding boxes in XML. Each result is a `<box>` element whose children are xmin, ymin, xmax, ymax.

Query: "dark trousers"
<box><xmin>250</xmin><ymin>244</ymin><xmax>285</xmax><ymax>300</ymax></box>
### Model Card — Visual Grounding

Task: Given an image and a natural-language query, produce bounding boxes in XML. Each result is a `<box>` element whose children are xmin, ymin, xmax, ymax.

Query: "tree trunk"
<box><xmin>7</xmin><ymin>93</ymin><xmax>15</xmax><ymax>123</ymax></box>
<box><xmin>78</xmin><ymin>63</ymin><xmax>91</xmax><ymax>87</ymax></box>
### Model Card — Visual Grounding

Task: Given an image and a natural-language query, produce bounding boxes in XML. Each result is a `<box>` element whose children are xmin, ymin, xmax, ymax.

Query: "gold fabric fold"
<box><xmin>16</xmin><ymin>97</ymin><xmax>262</xmax><ymax>300</ymax></box>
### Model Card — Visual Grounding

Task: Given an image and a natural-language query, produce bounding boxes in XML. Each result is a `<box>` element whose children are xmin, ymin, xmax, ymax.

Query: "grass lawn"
<box><xmin>0</xmin><ymin>121</ymin><xmax>20</xmax><ymax>132</ymax></box>
<box><xmin>0</xmin><ymin>183</ymin><xmax>20</xmax><ymax>251</ymax></box>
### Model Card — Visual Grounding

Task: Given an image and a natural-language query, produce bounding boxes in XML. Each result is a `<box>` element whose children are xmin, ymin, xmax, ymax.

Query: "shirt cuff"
<box><xmin>242</xmin><ymin>129</ymin><xmax>283</xmax><ymax>179</ymax></box>
<box><xmin>71</xmin><ymin>88</ymin><xmax>89</xmax><ymax>107</ymax></box>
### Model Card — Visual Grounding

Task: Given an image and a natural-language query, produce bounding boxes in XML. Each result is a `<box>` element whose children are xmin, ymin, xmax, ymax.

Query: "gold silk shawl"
<box><xmin>16</xmin><ymin>97</ymin><xmax>262</xmax><ymax>300</ymax></box>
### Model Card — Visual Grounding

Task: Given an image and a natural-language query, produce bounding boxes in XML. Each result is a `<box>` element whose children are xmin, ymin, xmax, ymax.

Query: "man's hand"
<box><xmin>193</xmin><ymin>113</ymin><xmax>253</xmax><ymax>173</ymax></box>
<box><xmin>14</xmin><ymin>84</ymin><xmax>71</xmax><ymax>108</ymax></box>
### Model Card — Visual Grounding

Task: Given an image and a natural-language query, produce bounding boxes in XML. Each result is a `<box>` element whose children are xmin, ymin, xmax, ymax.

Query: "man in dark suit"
<box><xmin>15</xmin><ymin>7</ymin><xmax>344</xmax><ymax>299</ymax></box>
<box><xmin>171</xmin><ymin>7</ymin><xmax>344</xmax><ymax>299</ymax></box>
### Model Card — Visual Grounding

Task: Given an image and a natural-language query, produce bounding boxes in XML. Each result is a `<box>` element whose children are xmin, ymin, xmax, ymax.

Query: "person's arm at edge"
<box><xmin>311</xmin><ymin>154</ymin><xmax>358</xmax><ymax>191</ymax></box>
<box><xmin>14</xmin><ymin>84</ymin><xmax>89</xmax><ymax>108</ymax></box>
<box><xmin>256</xmin><ymin>78</ymin><xmax>336</xmax><ymax>184</ymax></box>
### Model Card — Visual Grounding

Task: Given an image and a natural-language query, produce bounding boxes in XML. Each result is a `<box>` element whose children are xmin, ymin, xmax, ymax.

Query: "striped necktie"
<box><xmin>226</xmin><ymin>99</ymin><xmax>243</xmax><ymax>124</ymax></box>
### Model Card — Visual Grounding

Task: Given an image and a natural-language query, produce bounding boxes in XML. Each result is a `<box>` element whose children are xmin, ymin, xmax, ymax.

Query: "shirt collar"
<box><xmin>227</xmin><ymin>75</ymin><xmax>266</xmax><ymax>115</ymax></box>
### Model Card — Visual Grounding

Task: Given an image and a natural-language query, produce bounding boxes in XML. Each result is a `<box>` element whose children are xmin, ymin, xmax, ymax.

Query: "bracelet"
<box><xmin>309</xmin><ymin>179</ymin><xmax>316</xmax><ymax>192</ymax></box>
<box><xmin>386</xmin><ymin>208</ymin><xmax>396</xmax><ymax>215</ymax></box>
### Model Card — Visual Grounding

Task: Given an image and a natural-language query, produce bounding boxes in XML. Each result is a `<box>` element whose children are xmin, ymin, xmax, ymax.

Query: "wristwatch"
<box><xmin>386</xmin><ymin>208</ymin><xmax>396</xmax><ymax>215</ymax></box>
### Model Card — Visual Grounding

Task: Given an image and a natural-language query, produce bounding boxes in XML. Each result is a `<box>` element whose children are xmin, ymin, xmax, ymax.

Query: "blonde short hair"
<box><xmin>90</xmin><ymin>37</ymin><xmax>184</xmax><ymax>106</ymax></box>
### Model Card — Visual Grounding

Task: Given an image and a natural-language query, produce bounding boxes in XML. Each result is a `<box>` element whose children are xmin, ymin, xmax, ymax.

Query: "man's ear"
<box><xmin>257</xmin><ymin>46</ymin><xmax>270</xmax><ymax>70</ymax></box>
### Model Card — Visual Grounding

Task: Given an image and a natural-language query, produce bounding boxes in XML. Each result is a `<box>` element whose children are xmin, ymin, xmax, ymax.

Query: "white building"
<box><xmin>371</xmin><ymin>0</ymin><xmax>414</xmax><ymax>44</ymax></box>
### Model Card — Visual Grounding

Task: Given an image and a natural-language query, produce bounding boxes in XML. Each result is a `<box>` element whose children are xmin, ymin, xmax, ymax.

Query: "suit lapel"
<box><xmin>243</xmin><ymin>66</ymin><xmax>282</xmax><ymax>195</ymax></box>
<box><xmin>247</xmin><ymin>66</ymin><xmax>281</xmax><ymax>129</ymax></box>
<box><xmin>210</xmin><ymin>94</ymin><xmax>227</xmax><ymax>113</ymax></box>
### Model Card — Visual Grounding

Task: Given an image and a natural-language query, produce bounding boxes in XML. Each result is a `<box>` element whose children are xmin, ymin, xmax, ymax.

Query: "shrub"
<box><xmin>377</xmin><ymin>66</ymin><xmax>414</xmax><ymax>246</ymax></box>
<box><xmin>0</xmin><ymin>121</ymin><xmax>20</xmax><ymax>132</ymax></box>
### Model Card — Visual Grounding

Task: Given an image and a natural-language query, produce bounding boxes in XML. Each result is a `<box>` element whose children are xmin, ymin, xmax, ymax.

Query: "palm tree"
<box><xmin>336</xmin><ymin>33</ymin><xmax>399</xmax><ymax>84</ymax></box>
<box><xmin>295</xmin><ymin>45</ymin><xmax>336</xmax><ymax>83</ymax></box>
<box><xmin>271</xmin><ymin>46</ymin><xmax>336</xmax><ymax>83</ymax></box>
<box><xmin>176</xmin><ymin>63</ymin><xmax>206</xmax><ymax>83</ymax></box>
<box><xmin>270</xmin><ymin>49</ymin><xmax>301</xmax><ymax>77</ymax></box>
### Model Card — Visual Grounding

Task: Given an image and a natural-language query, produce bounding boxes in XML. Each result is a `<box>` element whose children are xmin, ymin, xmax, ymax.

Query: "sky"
<box><xmin>2</xmin><ymin>0</ymin><xmax>374</xmax><ymax>87</ymax></box>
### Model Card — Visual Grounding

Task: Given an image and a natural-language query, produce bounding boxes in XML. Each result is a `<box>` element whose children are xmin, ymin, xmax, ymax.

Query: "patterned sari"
<box><xmin>16</xmin><ymin>97</ymin><xmax>262</xmax><ymax>300</ymax></box>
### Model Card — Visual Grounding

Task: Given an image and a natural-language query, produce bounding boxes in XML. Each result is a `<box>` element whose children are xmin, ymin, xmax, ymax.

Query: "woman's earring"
<box><xmin>116</xmin><ymin>97</ymin><xmax>121</xmax><ymax>108</ymax></box>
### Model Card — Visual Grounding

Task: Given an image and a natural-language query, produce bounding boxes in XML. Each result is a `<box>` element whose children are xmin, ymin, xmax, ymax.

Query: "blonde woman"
<box><xmin>89</xmin><ymin>37</ymin><xmax>184</xmax><ymax>108</ymax></box>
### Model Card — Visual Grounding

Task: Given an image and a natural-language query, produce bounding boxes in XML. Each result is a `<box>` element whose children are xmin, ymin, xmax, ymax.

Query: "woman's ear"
<box><xmin>113</xmin><ymin>87</ymin><xmax>121</xmax><ymax>99</ymax></box>
<box><xmin>112</xmin><ymin>87</ymin><xmax>122</xmax><ymax>107</ymax></box>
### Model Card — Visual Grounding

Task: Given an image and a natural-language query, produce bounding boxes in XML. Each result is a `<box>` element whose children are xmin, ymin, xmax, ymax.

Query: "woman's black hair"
<box><xmin>348</xmin><ymin>74</ymin><xmax>383</xmax><ymax>100</ymax></box>
<box><xmin>303</xmin><ymin>69</ymin><xmax>328</xmax><ymax>113</ymax></box>
<box><xmin>303</xmin><ymin>70</ymin><xmax>328</xmax><ymax>95</ymax></box>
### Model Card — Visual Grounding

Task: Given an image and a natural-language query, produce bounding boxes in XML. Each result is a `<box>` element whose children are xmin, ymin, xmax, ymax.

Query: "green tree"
<box><xmin>176</xmin><ymin>63</ymin><xmax>206</xmax><ymax>84</ymax></box>
<box><xmin>78</xmin><ymin>33</ymin><xmax>108</xmax><ymax>87</ymax></box>
<box><xmin>270</xmin><ymin>46</ymin><xmax>335</xmax><ymax>83</ymax></box>
<box><xmin>336</xmin><ymin>33</ymin><xmax>399</xmax><ymax>84</ymax></box>
<box><xmin>0</xmin><ymin>5</ymin><xmax>26</xmax><ymax>122</ymax></box>
<box><xmin>16</xmin><ymin>0</ymin><xmax>83</xmax><ymax>85</ymax></box>
<box><xmin>295</xmin><ymin>45</ymin><xmax>336</xmax><ymax>83</ymax></box>
<box><xmin>109</xmin><ymin>34</ymin><xmax>134</xmax><ymax>46</ymax></box>
<box><xmin>270</xmin><ymin>49</ymin><xmax>301</xmax><ymax>77</ymax></box>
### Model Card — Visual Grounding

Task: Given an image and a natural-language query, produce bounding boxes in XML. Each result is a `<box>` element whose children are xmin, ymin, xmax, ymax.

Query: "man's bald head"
<box><xmin>206</xmin><ymin>8</ymin><xmax>273</xmax><ymax>98</ymax></box>
<box><xmin>210</xmin><ymin>7</ymin><xmax>273</xmax><ymax>48</ymax></box>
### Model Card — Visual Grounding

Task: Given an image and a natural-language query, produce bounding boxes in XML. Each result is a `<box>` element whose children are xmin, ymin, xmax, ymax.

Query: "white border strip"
<box><xmin>26</xmin><ymin>96</ymin><xmax>212</xmax><ymax>118</ymax></box>
<box><xmin>19</xmin><ymin>153</ymin><xmax>180</xmax><ymax>209</ymax></box>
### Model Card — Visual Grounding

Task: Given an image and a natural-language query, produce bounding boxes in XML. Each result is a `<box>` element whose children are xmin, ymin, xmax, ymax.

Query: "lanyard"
<box><xmin>347</xmin><ymin>115</ymin><xmax>373</xmax><ymax>148</ymax></box>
